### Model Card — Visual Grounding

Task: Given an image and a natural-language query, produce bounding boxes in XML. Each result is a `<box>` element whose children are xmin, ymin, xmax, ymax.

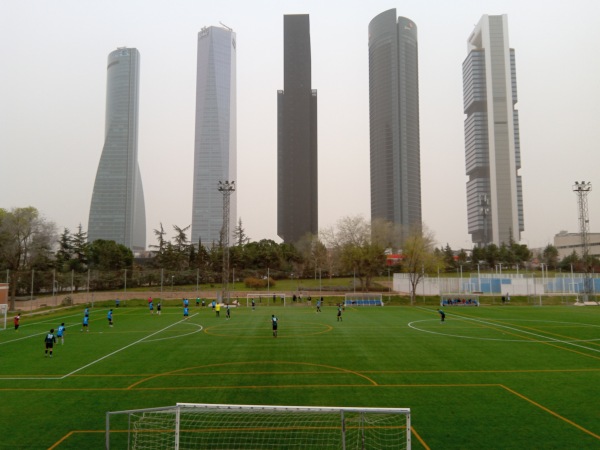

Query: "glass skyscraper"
<box><xmin>191</xmin><ymin>26</ymin><xmax>237</xmax><ymax>247</ymax></box>
<box><xmin>88</xmin><ymin>47</ymin><xmax>146</xmax><ymax>251</ymax></box>
<box><xmin>463</xmin><ymin>15</ymin><xmax>523</xmax><ymax>246</ymax></box>
<box><xmin>277</xmin><ymin>14</ymin><xmax>318</xmax><ymax>244</ymax></box>
<box><xmin>368</xmin><ymin>9</ymin><xmax>421</xmax><ymax>240</ymax></box>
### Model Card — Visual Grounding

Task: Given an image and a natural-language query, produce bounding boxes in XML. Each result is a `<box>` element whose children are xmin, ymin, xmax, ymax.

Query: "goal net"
<box><xmin>344</xmin><ymin>293</ymin><xmax>384</xmax><ymax>306</ymax></box>
<box><xmin>246</xmin><ymin>293</ymin><xmax>286</xmax><ymax>307</ymax></box>
<box><xmin>106</xmin><ymin>403</ymin><xmax>411</xmax><ymax>449</ymax></box>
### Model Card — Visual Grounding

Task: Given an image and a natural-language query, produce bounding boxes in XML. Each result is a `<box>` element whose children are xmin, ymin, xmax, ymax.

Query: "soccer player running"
<box><xmin>44</xmin><ymin>329</ymin><xmax>57</xmax><ymax>357</ymax></box>
<box><xmin>108</xmin><ymin>309</ymin><xmax>114</xmax><ymax>327</ymax></box>
<box><xmin>14</xmin><ymin>314</ymin><xmax>20</xmax><ymax>332</ymax></box>
<box><xmin>57</xmin><ymin>323</ymin><xmax>66</xmax><ymax>344</ymax></box>
<box><xmin>271</xmin><ymin>314</ymin><xmax>278</xmax><ymax>337</ymax></box>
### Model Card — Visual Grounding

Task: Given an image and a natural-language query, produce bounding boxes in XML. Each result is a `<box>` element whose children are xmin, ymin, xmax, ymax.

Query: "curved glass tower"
<box><xmin>369</xmin><ymin>10</ymin><xmax>421</xmax><ymax>240</ymax></box>
<box><xmin>192</xmin><ymin>26</ymin><xmax>237</xmax><ymax>247</ymax></box>
<box><xmin>88</xmin><ymin>47</ymin><xmax>146</xmax><ymax>252</ymax></box>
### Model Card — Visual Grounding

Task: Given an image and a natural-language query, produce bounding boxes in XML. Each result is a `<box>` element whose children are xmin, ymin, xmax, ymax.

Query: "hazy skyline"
<box><xmin>2</xmin><ymin>0</ymin><xmax>600</xmax><ymax>252</ymax></box>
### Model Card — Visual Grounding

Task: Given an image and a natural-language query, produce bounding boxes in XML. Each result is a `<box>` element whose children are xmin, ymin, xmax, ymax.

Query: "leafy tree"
<box><xmin>55</xmin><ymin>228</ymin><xmax>72</xmax><ymax>272</ymax></box>
<box><xmin>442</xmin><ymin>244</ymin><xmax>456</xmax><ymax>271</ymax></box>
<box><xmin>0</xmin><ymin>207</ymin><xmax>56</xmax><ymax>309</ymax></box>
<box><xmin>401</xmin><ymin>226</ymin><xmax>443</xmax><ymax>304</ymax></box>
<box><xmin>87</xmin><ymin>239</ymin><xmax>133</xmax><ymax>271</ymax></box>
<box><xmin>233</xmin><ymin>218</ymin><xmax>250</xmax><ymax>246</ymax></box>
<box><xmin>70</xmin><ymin>224</ymin><xmax>89</xmax><ymax>272</ymax></box>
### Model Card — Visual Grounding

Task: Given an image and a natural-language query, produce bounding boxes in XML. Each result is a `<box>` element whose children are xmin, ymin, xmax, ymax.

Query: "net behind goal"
<box><xmin>106</xmin><ymin>403</ymin><xmax>411</xmax><ymax>449</ymax></box>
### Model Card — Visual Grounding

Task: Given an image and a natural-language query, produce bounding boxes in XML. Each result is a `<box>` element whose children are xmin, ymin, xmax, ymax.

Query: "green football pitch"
<box><xmin>1</xmin><ymin>303</ymin><xmax>600</xmax><ymax>449</ymax></box>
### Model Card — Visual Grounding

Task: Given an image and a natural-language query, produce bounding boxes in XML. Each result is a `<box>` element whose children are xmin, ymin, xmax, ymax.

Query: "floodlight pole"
<box><xmin>218</xmin><ymin>180</ymin><xmax>236</xmax><ymax>302</ymax></box>
<box><xmin>573</xmin><ymin>181</ymin><xmax>592</xmax><ymax>301</ymax></box>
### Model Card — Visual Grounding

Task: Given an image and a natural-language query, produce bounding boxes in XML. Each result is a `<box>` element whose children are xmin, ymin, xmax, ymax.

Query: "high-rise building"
<box><xmin>368</xmin><ymin>10</ymin><xmax>421</xmax><ymax>240</ymax></box>
<box><xmin>88</xmin><ymin>47</ymin><xmax>146</xmax><ymax>251</ymax></box>
<box><xmin>191</xmin><ymin>26</ymin><xmax>237</xmax><ymax>247</ymax></box>
<box><xmin>463</xmin><ymin>14</ymin><xmax>523</xmax><ymax>246</ymax></box>
<box><xmin>277</xmin><ymin>14</ymin><xmax>318</xmax><ymax>244</ymax></box>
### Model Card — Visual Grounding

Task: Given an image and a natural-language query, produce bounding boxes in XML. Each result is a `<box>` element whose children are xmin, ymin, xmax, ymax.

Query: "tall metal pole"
<box><xmin>218</xmin><ymin>180</ymin><xmax>236</xmax><ymax>302</ymax></box>
<box><xmin>573</xmin><ymin>181</ymin><xmax>592</xmax><ymax>300</ymax></box>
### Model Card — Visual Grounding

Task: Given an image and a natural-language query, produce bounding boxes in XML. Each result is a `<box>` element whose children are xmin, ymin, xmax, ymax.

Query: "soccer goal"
<box><xmin>106</xmin><ymin>402</ymin><xmax>411</xmax><ymax>449</ymax></box>
<box><xmin>0</xmin><ymin>304</ymin><xmax>7</xmax><ymax>330</ymax></box>
<box><xmin>246</xmin><ymin>293</ymin><xmax>286</xmax><ymax>307</ymax></box>
<box><xmin>344</xmin><ymin>292</ymin><xmax>384</xmax><ymax>306</ymax></box>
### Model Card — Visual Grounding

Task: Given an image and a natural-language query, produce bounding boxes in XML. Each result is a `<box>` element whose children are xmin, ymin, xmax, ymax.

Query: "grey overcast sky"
<box><xmin>1</xmin><ymin>0</ymin><xmax>599</xmax><ymax>251</ymax></box>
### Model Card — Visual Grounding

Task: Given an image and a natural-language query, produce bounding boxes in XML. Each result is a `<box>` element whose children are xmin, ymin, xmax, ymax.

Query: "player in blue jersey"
<box><xmin>107</xmin><ymin>309</ymin><xmax>113</xmax><ymax>327</ymax></box>
<box><xmin>44</xmin><ymin>329</ymin><xmax>56</xmax><ymax>357</ymax></box>
<box><xmin>56</xmin><ymin>323</ymin><xmax>66</xmax><ymax>345</ymax></box>
<box><xmin>183</xmin><ymin>306</ymin><xmax>189</xmax><ymax>319</ymax></box>
<box><xmin>81</xmin><ymin>314</ymin><xmax>89</xmax><ymax>332</ymax></box>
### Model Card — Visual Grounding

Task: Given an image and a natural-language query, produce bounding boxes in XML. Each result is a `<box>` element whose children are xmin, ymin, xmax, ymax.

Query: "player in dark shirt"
<box><xmin>44</xmin><ymin>329</ymin><xmax>57</xmax><ymax>357</ymax></box>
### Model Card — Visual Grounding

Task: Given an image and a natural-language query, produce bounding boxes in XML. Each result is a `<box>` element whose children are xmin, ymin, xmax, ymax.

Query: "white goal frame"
<box><xmin>0</xmin><ymin>304</ymin><xmax>7</xmax><ymax>330</ymax></box>
<box><xmin>246</xmin><ymin>293</ymin><xmax>287</xmax><ymax>307</ymax></box>
<box><xmin>106</xmin><ymin>402</ymin><xmax>411</xmax><ymax>449</ymax></box>
<box><xmin>344</xmin><ymin>292</ymin><xmax>384</xmax><ymax>306</ymax></box>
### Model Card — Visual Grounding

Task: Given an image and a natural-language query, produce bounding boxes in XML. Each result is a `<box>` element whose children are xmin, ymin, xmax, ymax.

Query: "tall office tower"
<box><xmin>463</xmin><ymin>15</ymin><xmax>523</xmax><ymax>246</ymax></box>
<box><xmin>191</xmin><ymin>26</ymin><xmax>237</xmax><ymax>246</ymax></box>
<box><xmin>88</xmin><ymin>47</ymin><xmax>146</xmax><ymax>252</ymax></box>
<box><xmin>277</xmin><ymin>14</ymin><xmax>318</xmax><ymax>244</ymax></box>
<box><xmin>368</xmin><ymin>10</ymin><xmax>421</xmax><ymax>241</ymax></box>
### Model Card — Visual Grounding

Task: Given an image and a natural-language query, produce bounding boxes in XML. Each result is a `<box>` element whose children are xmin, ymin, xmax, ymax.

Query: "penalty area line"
<box><xmin>60</xmin><ymin>313</ymin><xmax>199</xmax><ymax>380</ymax></box>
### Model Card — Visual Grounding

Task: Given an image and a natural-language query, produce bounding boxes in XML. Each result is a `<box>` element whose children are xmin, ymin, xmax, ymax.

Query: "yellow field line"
<box><xmin>500</xmin><ymin>384</ymin><xmax>600</xmax><ymax>441</ymax></box>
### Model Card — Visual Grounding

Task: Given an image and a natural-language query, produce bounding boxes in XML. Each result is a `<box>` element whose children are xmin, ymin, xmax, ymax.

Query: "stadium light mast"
<box><xmin>573</xmin><ymin>181</ymin><xmax>592</xmax><ymax>300</ymax></box>
<box><xmin>218</xmin><ymin>180</ymin><xmax>236</xmax><ymax>302</ymax></box>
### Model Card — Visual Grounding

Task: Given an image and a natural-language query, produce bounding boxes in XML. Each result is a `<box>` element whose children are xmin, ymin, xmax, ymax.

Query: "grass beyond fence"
<box><xmin>1</xmin><ymin>303</ymin><xmax>600</xmax><ymax>449</ymax></box>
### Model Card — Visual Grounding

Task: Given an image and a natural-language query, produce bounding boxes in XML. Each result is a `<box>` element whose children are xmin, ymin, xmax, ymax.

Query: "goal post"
<box><xmin>246</xmin><ymin>293</ymin><xmax>286</xmax><ymax>307</ymax></box>
<box><xmin>106</xmin><ymin>402</ymin><xmax>411</xmax><ymax>449</ymax></box>
<box><xmin>0</xmin><ymin>304</ymin><xmax>7</xmax><ymax>330</ymax></box>
<box><xmin>344</xmin><ymin>292</ymin><xmax>384</xmax><ymax>306</ymax></box>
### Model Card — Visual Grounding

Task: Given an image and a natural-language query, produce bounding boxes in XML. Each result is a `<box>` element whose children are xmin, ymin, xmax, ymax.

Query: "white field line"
<box><xmin>61</xmin><ymin>313</ymin><xmax>200</xmax><ymax>379</ymax></box>
<box><xmin>419</xmin><ymin>307</ymin><xmax>600</xmax><ymax>354</ymax></box>
<box><xmin>0</xmin><ymin>313</ymin><xmax>199</xmax><ymax>381</ymax></box>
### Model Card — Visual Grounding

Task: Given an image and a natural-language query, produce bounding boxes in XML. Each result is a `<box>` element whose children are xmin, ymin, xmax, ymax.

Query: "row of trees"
<box><xmin>3</xmin><ymin>206</ymin><xmax>596</xmax><ymax>309</ymax></box>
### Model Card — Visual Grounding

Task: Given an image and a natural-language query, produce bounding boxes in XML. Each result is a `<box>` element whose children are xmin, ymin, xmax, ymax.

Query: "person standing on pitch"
<box><xmin>226</xmin><ymin>305</ymin><xmax>231</xmax><ymax>320</ymax></box>
<box><xmin>56</xmin><ymin>323</ymin><xmax>66</xmax><ymax>344</ymax></box>
<box><xmin>157</xmin><ymin>302</ymin><xmax>162</xmax><ymax>315</ymax></box>
<box><xmin>107</xmin><ymin>309</ymin><xmax>114</xmax><ymax>327</ymax></box>
<box><xmin>438</xmin><ymin>309</ymin><xmax>446</xmax><ymax>323</ymax></box>
<box><xmin>14</xmin><ymin>314</ymin><xmax>20</xmax><ymax>332</ymax></box>
<box><xmin>271</xmin><ymin>314</ymin><xmax>278</xmax><ymax>337</ymax></box>
<box><xmin>337</xmin><ymin>305</ymin><xmax>343</xmax><ymax>322</ymax></box>
<box><xmin>44</xmin><ymin>329</ymin><xmax>56</xmax><ymax>357</ymax></box>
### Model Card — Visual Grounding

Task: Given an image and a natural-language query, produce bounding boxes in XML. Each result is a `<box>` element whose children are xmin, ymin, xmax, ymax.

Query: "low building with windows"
<box><xmin>554</xmin><ymin>231</ymin><xmax>600</xmax><ymax>260</ymax></box>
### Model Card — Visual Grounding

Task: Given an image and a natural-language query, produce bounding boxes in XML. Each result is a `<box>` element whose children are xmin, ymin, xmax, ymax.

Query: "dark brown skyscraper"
<box><xmin>277</xmin><ymin>14</ymin><xmax>318</xmax><ymax>244</ymax></box>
